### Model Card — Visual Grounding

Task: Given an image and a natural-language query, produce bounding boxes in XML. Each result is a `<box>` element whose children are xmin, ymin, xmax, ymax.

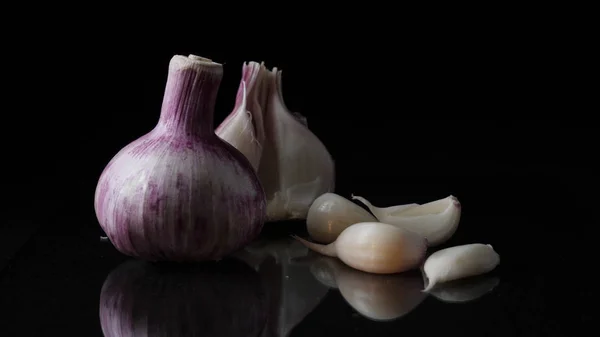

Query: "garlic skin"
<box><xmin>352</xmin><ymin>195</ymin><xmax>461</xmax><ymax>246</ymax></box>
<box><xmin>307</xmin><ymin>193</ymin><xmax>377</xmax><ymax>243</ymax></box>
<box><xmin>294</xmin><ymin>222</ymin><xmax>427</xmax><ymax>274</ymax></box>
<box><xmin>215</xmin><ymin>62</ymin><xmax>266</xmax><ymax>171</ymax></box>
<box><xmin>257</xmin><ymin>68</ymin><xmax>335</xmax><ymax>221</ymax></box>
<box><xmin>430</xmin><ymin>275</ymin><xmax>500</xmax><ymax>303</ymax></box>
<box><xmin>422</xmin><ymin>243</ymin><xmax>500</xmax><ymax>292</ymax></box>
<box><xmin>310</xmin><ymin>256</ymin><xmax>427</xmax><ymax>321</ymax></box>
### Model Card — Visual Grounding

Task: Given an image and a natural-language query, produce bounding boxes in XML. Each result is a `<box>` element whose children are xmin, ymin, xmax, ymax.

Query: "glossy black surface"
<box><xmin>0</xmin><ymin>171</ymin><xmax>592</xmax><ymax>336</ymax></box>
<box><xmin>3</xmin><ymin>31</ymin><xmax>594</xmax><ymax>336</ymax></box>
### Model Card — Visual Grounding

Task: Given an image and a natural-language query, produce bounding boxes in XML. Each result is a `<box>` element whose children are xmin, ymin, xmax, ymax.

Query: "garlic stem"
<box><xmin>292</xmin><ymin>236</ymin><xmax>337</xmax><ymax>257</ymax></box>
<box><xmin>352</xmin><ymin>195</ymin><xmax>462</xmax><ymax>246</ymax></box>
<box><xmin>294</xmin><ymin>222</ymin><xmax>427</xmax><ymax>274</ymax></box>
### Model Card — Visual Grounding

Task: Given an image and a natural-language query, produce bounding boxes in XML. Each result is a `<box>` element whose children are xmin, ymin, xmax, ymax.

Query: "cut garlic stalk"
<box><xmin>352</xmin><ymin>195</ymin><xmax>461</xmax><ymax>246</ymax></box>
<box><xmin>294</xmin><ymin>222</ymin><xmax>427</xmax><ymax>274</ymax></box>
<box><xmin>215</xmin><ymin>61</ymin><xmax>267</xmax><ymax>171</ymax></box>
<box><xmin>257</xmin><ymin>68</ymin><xmax>335</xmax><ymax>221</ymax></box>
<box><xmin>430</xmin><ymin>275</ymin><xmax>499</xmax><ymax>303</ymax></box>
<box><xmin>422</xmin><ymin>243</ymin><xmax>500</xmax><ymax>292</ymax></box>
<box><xmin>307</xmin><ymin>193</ymin><xmax>377</xmax><ymax>244</ymax></box>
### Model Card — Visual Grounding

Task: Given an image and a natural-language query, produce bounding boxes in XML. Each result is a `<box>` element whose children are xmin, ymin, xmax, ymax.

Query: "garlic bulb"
<box><xmin>429</xmin><ymin>275</ymin><xmax>500</xmax><ymax>303</ymax></box>
<box><xmin>306</xmin><ymin>193</ymin><xmax>376</xmax><ymax>243</ymax></box>
<box><xmin>215</xmin><ymin>62</ymin><xmax>267</xmax><ymax>171</ymax></box>
<box><xmin>257</xmin><ymin>68</ymin><xmax>335</xmax><ymax>221</ymax></box>
<box><xmin>94</xmin><ymin>55</ymin><xmax>266</xmax><ymax>261</ymax></box>
<box><xmin>294</xmin><ymin>222</ymin><xmax>427</xmax><ymax>274</ymax></box>
<box><xmin>352</xmin><ymin>195</ymin><xmax>461</xmax><ymax>246</ymax></box>
<box><xmin>422</xmin><ymin>243</ymin><xmax>500</xmax><ymax>292</ymax></box>
<box><xmin>310</xmin><ymin>256</ymin><xmax>426</xmax><ymax>321</ymax></box>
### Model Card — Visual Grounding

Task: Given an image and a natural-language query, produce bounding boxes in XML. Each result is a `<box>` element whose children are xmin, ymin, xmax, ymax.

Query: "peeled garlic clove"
<box><xmin>294</xmin><ymin>222</ymin><xmax>427</xmax><ymax>274</ymax></box>
<box><xmin>430</xmin><ymin>275</ymin><xmax>500</xmax><ymax>303</ymax></box>
<box><xmin>351</xmin><ymin>195</ymin><xmax>418</xmax><ymax>219</ymax></box>
<box><xmin>215</xmin><ymin>62</ymin><xmax>266</xmax><ymax>171</ymax></box>
<box><xmin>353</xmin><ymin>195</ymin><xmax>461</xmax><ymax>246</ymax></box>
<box><xmin>307</xmin><ymin>193</ymin><xmax>377</xmax><ymax>244</ymax></box>
<box><xmin>258</xmin><ymin>68</ymin><xmax>335</xmax><ymax>221</ymax></box>
<box><xmin>422</xmin><ymin>243</ymin><xmax>500</xmax><ymax>292</ymax></box>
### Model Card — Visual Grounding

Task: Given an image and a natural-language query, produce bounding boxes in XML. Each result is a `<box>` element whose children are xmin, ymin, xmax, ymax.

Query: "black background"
<box><xmin>1</xmin><ymin>14</ymin><xmax>596</xmax><ymax>336</ymax></box>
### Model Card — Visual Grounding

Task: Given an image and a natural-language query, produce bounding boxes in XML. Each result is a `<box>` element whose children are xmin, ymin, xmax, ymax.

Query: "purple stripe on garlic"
<box><xmin>94</xmin><ymin>55</ymin><xmax>266</xmax><ymax>261</ymax></box>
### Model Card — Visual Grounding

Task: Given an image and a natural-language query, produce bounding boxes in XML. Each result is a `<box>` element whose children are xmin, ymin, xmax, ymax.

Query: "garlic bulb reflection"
<box><xmin>307</xmin><ymin>193</ymin><xmax>376</xmax><ymax>243</ymax></box>
<box><xmin>258</xmin><ymin>68</ymin><xmax>335</xmax><ymax>221</ymax></box>
<box><xmin>99</xmin><ymin>259</ymin><xmax>267</xmax><ymax>337</ymax></box>
<box><xmin>310</xmin><ymin>256</ymin><xmax>427</xmax><ymax>321</ymax></box>
<box><xmin>430</xmin><ymin>275</ymin><xmax>500</xmax><ymax>303</ymax></box>
<box><xmin>423</xmin><ymin>243</ymin><xmax>500</xmax><ymax>292</ymax></box>
<box><xmin>234</xmin><ymin>237</ymin><xmax>329</xmax><ymax>337</ymax></box>
<box><xmin>215</xmin><ymin>62</ymin><xmax>267</xmax><ymax>170</ymax></box>
<box><xmin>294</xmin><ymin>222</ymin><xmax>427</xmax><ymax>274</ymax></box>
<box><xmin>352</xmin><ymin>195</ymin><xmax>461</xmax><ymax>246</ymax></box>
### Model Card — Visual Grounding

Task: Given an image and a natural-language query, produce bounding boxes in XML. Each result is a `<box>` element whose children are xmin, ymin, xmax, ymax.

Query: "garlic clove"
<box><xmin>351</xmin><ymin>195</ymin><xmax>419</xmax><ymax>219</ymax></box>
<box><xmin>257</xmin><ymin>68</ymin><xmax>335</xmax><ymax>221</ymax></box>
<box><xmin>294</xmin><ymin>222</ymin><xmax>427</xmax><ymax>274</ymax></box>
<box><xmin>309</xmin><ymin>256</ymin><xmax>426</xmax><ymax>321</ymax></box>
<box><xmin>307</xmin><ymin>193</ymin><xmax>377</xmax><ymax>244</ymax></box>
<box><xmin>352</xmin><ymin>195</ymin><xmax>462</xmax><ymax>246</ymax></box>
<box><xmin>429</xmin><ymin>275</ymin><xmax>500</xmax><ymax>303</ymax></box>
<box><xmin>422</xmin><ymin>243</ymin><xmax>500</xmax><ymax>292</ymax></box>
<box><xmin>215</xmin><ymin>62</ymin><xmax>267</xmax><ymax>171</ymax></box>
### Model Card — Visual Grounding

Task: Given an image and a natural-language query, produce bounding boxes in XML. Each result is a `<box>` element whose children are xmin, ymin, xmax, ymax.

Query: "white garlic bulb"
<box><xmin>352</xmin><ymin>195</ymin><xmax>461</xmax><ymax>246</ymax></box>
<box><xmin>257</xmin><ymin>68</ymin><xmax>335</xmax><ymax>221</ymax></box>
<box><xmin>429</xmin><ymin>276</ymin><xmax>499</xmax><ymax>303</ymax></box>
<box><xmin>310</xmin><ymin>256</ymin><xmax>427</xmax><ymax>321</ymax></box>
<box><xmin>215</xmin><ymin>62</ymin><xmax>267</xmax><ymax>171</ymax></box>
<box><xmin>294</xmin><ymin>222</ymin><xmax>427</xmax><ymax>274</ymax></box>
<box><xmin>422</xmin><ymin>243</ymin><xmax>500</xmax><ymax>292</ymax></box>
<box><xmin>306</xmin><ymin>193</ymin><xmax>377</xmax><ymax>243</ymax></box>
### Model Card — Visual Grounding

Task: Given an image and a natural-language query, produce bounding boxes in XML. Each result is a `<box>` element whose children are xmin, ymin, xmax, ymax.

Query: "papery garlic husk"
<box><xmin>309</xmin><ymin>256</ymin><xmax>427</xmax><ymax>321</ymax></box>
<box><xmin>307</xmin><ymin>193</ymin><xmax>377</xmax><ymax>244</ymax></box>
<box><xmin>352</xmin><ymin>195</ymin><xmax>461</xmax><ymax>246</ymax></box>
<box><xmin>294</xmin><ymin>222</ymin><xmax>427</xmax><ymax>274</ymax></box>
<box><xmin>430</xmin><ymin>275</ymin><xmax>500</xmax><ymax>303</ymax></box>
<box><xmin>422</xmin><ymin>243</ymin><xmax>500</xmax><ymax>292</ymax></box>
<box><xmin>257</xmin><ymin>68</ymin><xmax>335</xmax><ymax>221</ymax></box>
<box><xmin>215</xmin><ymin>62</ymin><xmax>267</xmax><ymax>171</ymax></box>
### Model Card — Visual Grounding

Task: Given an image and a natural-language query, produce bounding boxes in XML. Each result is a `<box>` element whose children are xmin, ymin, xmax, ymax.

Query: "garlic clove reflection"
<box><xmin>309</xmin><ymin>256</ymin><xmax>427</xmax><ymax>321</ymax></box>
<box><xmin>352</xmin><ymin>195</ymin><xmax>462</xmax><ymax>246</ymax></box>
<box><xmin>307</xmin><ymin>193</ymin><xmax>377</xmax><ymax>244</ymax></box>
<box><xmin>294</xmin><ymin>222</ymin><xmax>427</xmax><ymax>274</ymax></box>
<box><xmin>422</xmin><ymin>243</ymin><xmax>500</xmax><ymax>292</ymax></box>
<box><xmin>235</xmin><ymin>237</ymin><xmax>329</xmax><ymax>337</ymax></box>
<box><xmin>430</xmin><ymin>275</ymin><xmax>500</xmax><ymax>303</ymax></box>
